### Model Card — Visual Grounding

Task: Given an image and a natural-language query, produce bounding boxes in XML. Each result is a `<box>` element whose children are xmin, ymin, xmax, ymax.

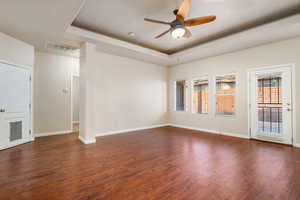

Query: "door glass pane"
<box><xmin>257</xmin><ymin>75</ymin><xmax>282</xmax><ymax>134</ymax></box>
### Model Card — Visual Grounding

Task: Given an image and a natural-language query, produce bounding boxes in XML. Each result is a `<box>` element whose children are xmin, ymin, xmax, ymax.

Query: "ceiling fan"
<box><xmin>144</xmin><ymin>0</ymin><xmax>216</xmax><ymax>39</ymax></box>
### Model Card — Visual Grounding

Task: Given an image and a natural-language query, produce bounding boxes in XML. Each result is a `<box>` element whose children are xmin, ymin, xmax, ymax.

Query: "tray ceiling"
<box><xmin>72</xmin><ymin>0</ymin><xmax>300</xmax><ymax>54</ymax></box>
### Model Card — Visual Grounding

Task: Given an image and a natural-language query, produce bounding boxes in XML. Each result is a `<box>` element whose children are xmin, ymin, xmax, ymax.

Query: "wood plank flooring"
<box><xmin>0</xmin><ymin>126</ymin><xmax>299</xmax><ymax>200</ymax></box>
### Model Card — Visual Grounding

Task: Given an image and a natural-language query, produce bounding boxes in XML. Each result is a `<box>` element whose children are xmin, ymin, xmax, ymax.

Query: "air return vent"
<box><xmin>46</xmin><ymin>43</ymin><xmax>78</xmax><ymax>52</ymax></box>
<box><xmin>10</xmin><ymin>121</ymin><xmax>22</xmax><ymax>141</ymax></box>
<box><xmin>45</xmin><ymin>42</ymin><xmax>80</xmax><ymax>57</ymax></box>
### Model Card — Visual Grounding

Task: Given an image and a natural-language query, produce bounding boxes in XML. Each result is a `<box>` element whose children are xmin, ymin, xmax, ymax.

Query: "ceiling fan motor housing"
<box><xmin>171</xmin><ymin>20</ymin><xmax>185</xmax><ymax>30</ymax></box>
<box><xmin>144</xmin><ymin>0</ymin><xmax>216</xmax><ymax>39</ymax></box>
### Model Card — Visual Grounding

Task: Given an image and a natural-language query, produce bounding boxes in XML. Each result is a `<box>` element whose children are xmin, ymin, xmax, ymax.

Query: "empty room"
<box><xmin>0</xmin><ymin>0</ymin><xmax>300</xmax><ymax>199</ymax></box>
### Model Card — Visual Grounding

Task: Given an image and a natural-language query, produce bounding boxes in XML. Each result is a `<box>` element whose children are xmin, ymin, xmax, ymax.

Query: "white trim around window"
<box><xmin>173</xmin><ymin>79</ymin><xmax>189</xmax><ymax>112</ymax></box>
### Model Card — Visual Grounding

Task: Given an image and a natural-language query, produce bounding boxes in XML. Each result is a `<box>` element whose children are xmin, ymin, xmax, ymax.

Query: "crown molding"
<box><xmin>169</xmin><ymin>13</ymin><xmax>300</xmax><ymax>65</ymax></box>
<box><xmin>67</xmin><ymin>26</ymin><xmax>170</xmax><ymax>62</ymax></box>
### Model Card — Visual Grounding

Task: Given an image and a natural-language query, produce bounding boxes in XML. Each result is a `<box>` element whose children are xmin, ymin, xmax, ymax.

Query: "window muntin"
<box><xmin>175</xmin><ymin>80</ymin><xmax>187</xmax><ymax>111</ymax></box>
<box><xmin>192</xmin><ymin>78</ymin><xmax>209</xmax><ymax>114</ymax></box>
<box><xmin>215</xmin><ymin>75</ymin><xmax>236</xmax><ymax>115</ymax></box>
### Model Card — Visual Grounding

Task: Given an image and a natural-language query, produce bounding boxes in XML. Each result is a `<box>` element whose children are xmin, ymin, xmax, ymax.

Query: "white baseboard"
<box><xmin>168</xmin><ymin>123</ymin><xmax>250</xmax><ymax>139</ymax></box>
<box><xmin>96</xmin><ymin>124</ymin><xmax>168</xmax><ymax>137</ymax></box>
<box><xmin>34</xmin><ymin>130</ymin><xmax>73</xmax><ymax>137</ymax></box>
<box><xmin>168</xmin><ymin>124</ymin><xmax>219</xmax><ymax>135</ymax></box>
<box><xmin>96</xmin><ymin>123</ymin><xmax>249</xmax><ymax>140</ymax></box>
<box><xmin>78</xmin><ymin>136</ymin><xmax>96</xmax><ymax>144</ymax></box>
<box><xmin>220</xmin><ymin>131</ymin><xmax>250</xmax><ymax>139</ymax></box>
<box><xmin>294</xmin><ymin>143</ymin><xmax>300</xmax><ymax>148</ymax></box>
<box><xmin>0</xmin><ymin>137</ymin><xmax>34</xmax><ymax>151</ymax></box>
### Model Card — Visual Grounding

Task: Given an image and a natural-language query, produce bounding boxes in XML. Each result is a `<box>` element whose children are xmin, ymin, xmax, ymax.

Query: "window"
<box><xmin>175</xmin><ymin>80</ymin><xmax>187</xmax><ymax>111</ymax></box>
<box><xmin>192</xmin><ymin>78</ymin><xmax>209</xmax><ymax>114</ymax></box>
<box><xmin>215</xmin><ymin>75</ymin><xmax>236</xmax><ymax>115</ymax></box>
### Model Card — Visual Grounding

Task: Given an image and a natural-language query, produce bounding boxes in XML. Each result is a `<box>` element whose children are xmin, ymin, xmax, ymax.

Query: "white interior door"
<box><xmin>249</xmin><ymin>66</ymin><xmax>293</xmax><ymax>144</ymax></box>
<box><xmin>0</xmin><ymin>62</ymin><xmax>32</xmax><ymax>150</ymax></box>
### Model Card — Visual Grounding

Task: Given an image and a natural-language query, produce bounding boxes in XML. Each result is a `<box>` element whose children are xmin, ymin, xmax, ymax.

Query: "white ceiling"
<box><xmin>73</xmin><ymin>0</ymin><xmax>300</xmax><ymax>54</ymax></box>
<box><xmin>0</xmin><ymin>0</ymin><xmax>85</xmax><ymax>50</ymax></box>
<box><xmin>0</xmin><ymin>0</ymin><xmax>300</xmax><ymax>66</ymax></box>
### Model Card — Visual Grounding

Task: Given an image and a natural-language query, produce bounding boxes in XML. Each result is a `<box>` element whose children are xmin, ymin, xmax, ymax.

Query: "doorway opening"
<box><xmin>71</xmin><ymin>74</ymin><xmax>80</xmax><ymax>133</ymax></box>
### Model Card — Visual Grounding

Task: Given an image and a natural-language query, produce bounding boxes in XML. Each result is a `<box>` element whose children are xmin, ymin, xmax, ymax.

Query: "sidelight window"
<box><xmin>175</xmin><ymin>80</ymin><xmax>187</xmax><ymax>111</ymax></box>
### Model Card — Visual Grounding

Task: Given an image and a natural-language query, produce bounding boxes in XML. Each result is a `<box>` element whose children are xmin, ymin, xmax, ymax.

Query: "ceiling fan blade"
<box><xmin>176</xmin><ymin>0</ymin><xmax>191</xmax><ymax>21</ymax></box>
<box><xmin>183</xmin><ymin>28</ymin><xmax>192</xmax><ymax>38</ymax></box>
<box><xmin>144</xmin><ymin>18</ymin><xmax>172</xmax><ymax>25</ymax></box>
<box><xmin>155</xmin><ymin>28</ymin><xmax>171</xmax><ymax>39</ymax></box>
<box><xmin>185</xmin><ymin>16</ymin><xmax>216</xmax><ymax>27</ymax></box>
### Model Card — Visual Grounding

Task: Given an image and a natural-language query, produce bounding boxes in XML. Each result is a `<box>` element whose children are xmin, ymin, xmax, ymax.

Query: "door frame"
<box><xmin>70</xmin><ymin>73</ymin><xmax>80</xmax><ymax>130</ymax></box>
<box><xmin>247</xmin><ymin>64</ymin><xmax>296</xmax><ymax>146</ymax></box>
<box><xmin>0</xmin><ymin>59</ymin><xmax>34</xmax><ymax>150</ymax></box>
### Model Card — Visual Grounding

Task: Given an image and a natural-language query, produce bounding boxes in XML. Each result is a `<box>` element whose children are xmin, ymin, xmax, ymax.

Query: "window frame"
<box><xmin>174</xmin><ymin>79</ymin><xmax>188</xmax><ymax>112</ymax></box>
<box><xmin>191</xmin><ymin>76</ymin><xmax>209</xmax><ymax>115</ymax></box>
<box><xmin>213</xmin><ymin>73</ymin><xmax>237</xmax><ymax>117</ymax></box>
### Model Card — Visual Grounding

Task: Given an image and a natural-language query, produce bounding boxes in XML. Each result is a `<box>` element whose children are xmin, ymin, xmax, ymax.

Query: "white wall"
<box><xmin>33</xmin><ymin>51</ymin><xmax>79</xmax><ymax>134</ymax></box>
<box><xmin>79</xmin><ymin>43</ymin><xmax>168</xmax><ymax>142</ymax></box>
<box><xmin>0</xmin><ymin>32</ymin><xmax>34</xmax><ymax>67</ymax></box>
<box><xmin>168</xmin><ymin>37</ymin><xmax>300</xmax><ymax>144</ymax></box>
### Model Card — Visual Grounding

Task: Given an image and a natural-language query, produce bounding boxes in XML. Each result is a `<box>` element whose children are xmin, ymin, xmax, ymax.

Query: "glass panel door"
<box><xmin>250</xmin><ymin>66</ymin><xmax>293</xmax><ymax>144</ymax></box>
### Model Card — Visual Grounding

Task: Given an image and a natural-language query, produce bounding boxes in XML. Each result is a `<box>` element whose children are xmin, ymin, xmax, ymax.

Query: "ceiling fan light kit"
<box><xmin>144</xmin><ymin>0</ymin><xmax>216</xmax><ymax>39</ymax></box>
<box><xmin>171</xmin><ymin>28</ymin><xmax>186</xmax><ymax>39</ymax></box>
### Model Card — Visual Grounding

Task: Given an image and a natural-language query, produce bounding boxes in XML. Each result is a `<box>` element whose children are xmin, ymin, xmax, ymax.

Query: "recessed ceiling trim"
<box><xmin>170</xmin><ymin>13</ymin><xmax>300</xmax><ymax>65</ymax></box>
<box><xmin>67</xmin><ymin>26</ymin><xmax>170</xmax><ymax>61</ymax></box>
<box><xmin>67</xmin><ymin>14</ymin><xmax>300</xmax><ymax>66</ymax></box>
<box><xmin>63</xmin><ymin>0</ymin><xmax>87</xmax><ymax>33</ymax></box>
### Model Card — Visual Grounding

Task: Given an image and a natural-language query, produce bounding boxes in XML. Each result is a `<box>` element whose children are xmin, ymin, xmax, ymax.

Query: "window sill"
<box><xmin>215</xmin><ymin>114</ymin><xmax>236</xmax><ymax>118</ymax></box>
<box><xmin>191</xmin><ymin>112</ymin><xmax>209</xmax><ymax>115</ymax></box>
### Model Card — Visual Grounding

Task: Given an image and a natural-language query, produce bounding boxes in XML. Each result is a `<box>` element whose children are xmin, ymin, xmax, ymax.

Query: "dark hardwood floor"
<box><xmin>0</xmin><ymin>126</ymin><xmax>299</xmax><ymax>200</ymax></box>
